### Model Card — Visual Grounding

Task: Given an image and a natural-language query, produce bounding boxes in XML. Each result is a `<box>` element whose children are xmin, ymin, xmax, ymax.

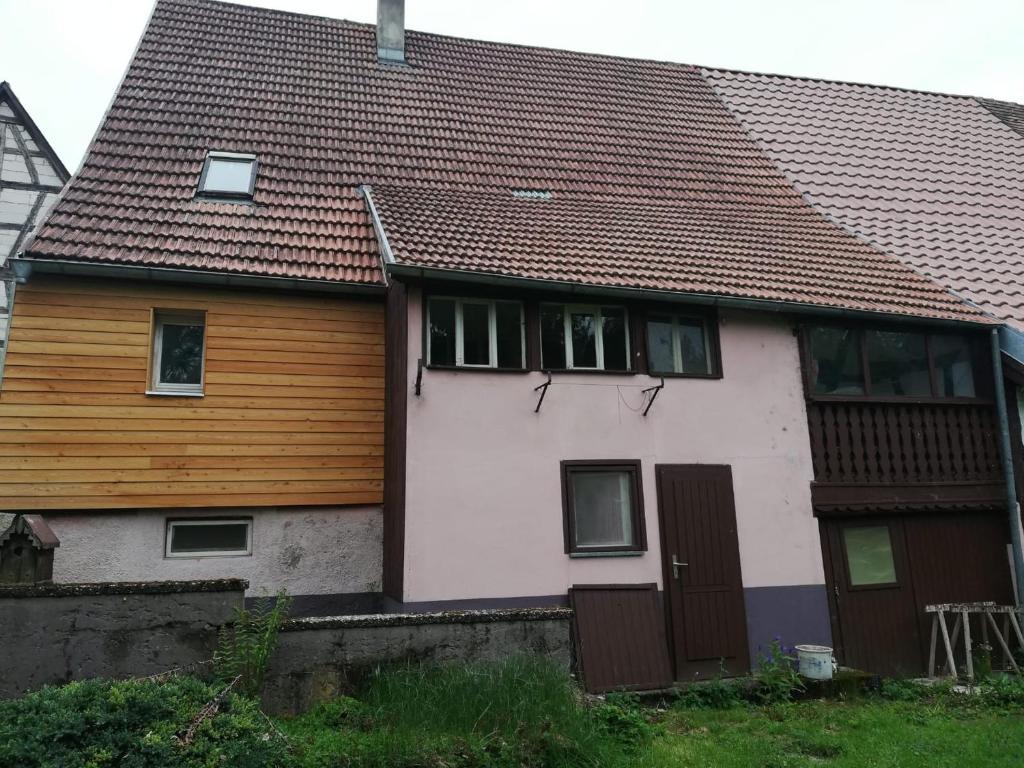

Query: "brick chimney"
<box><xmin>377</xmin><ymin>0</ymin><xmax>405</xmax><ymax>63</ymax></box>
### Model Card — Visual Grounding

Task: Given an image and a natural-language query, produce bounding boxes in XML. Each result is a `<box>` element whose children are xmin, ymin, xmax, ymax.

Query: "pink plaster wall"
<box><xmin>403</xmin><ymin>287</ymin><xmax>822</xmax><ymax>603</ymax></box>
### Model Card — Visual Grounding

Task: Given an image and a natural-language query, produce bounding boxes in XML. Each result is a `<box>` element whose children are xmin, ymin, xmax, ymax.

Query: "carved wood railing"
<box><xmin>807</xmin><ymin>402</ymin><xmax>1003</xmax><ymax>486</ymax></box>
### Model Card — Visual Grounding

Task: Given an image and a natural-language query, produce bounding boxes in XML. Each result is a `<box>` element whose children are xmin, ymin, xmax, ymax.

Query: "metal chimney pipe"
<box><xmin>377</xmin><ymin>0</ymin><xmax>405</xmax><ymax>63</ymax></box>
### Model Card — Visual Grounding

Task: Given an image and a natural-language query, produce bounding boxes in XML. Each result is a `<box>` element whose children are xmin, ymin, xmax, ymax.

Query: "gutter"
<box><xmin>385</xmin><ymin>262</ymin><xmax>997</xmax><ymax>330</ymax></box>
<box><xmin>992</xmin><ymin>329</ymin><xmax>1024</xmax><ymax>605</ymax></box>
<box><xmin>11</xmin><ymin>258</ymin><xmax>385</xmax><ymax>296</ymax></box>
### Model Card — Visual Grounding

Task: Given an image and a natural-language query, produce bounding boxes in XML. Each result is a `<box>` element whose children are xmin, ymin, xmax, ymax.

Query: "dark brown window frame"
<box><xmin>196</xmin><ymin>151</ymin><xmax>259</xmax><ymax>202</ymax></box>
<box><xmin>801</xmin><ymin>322</ymin><xmax>990</xmax><ymax>404</ymax></box>
<box><xmin>423</xmin><ymin>294</ymin><xmax>529</xmax><ymax>371</ymax></box>
<box><xmin>641</xmin><ymin>310</ymin><xmax>723</xmax><ymax>379</ymax></box>
<box><xmin>419</xmin><ymin>281</ymin><xmax>722</xmax><ymax>379</ymax></box>
<box><xmin>560</xmin><ymin>459</ymin><xmax>647</xmax><ymax>555</ymax></box>
<box><xmin>837</xmin><ymin>521</ymin><xmax>901</xmax><ymax>593</ymax></box>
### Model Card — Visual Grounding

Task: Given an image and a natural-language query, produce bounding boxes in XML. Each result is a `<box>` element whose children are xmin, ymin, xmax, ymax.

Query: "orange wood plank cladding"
<box><xmin>0</xmin><ymin>276</ymin><xmax>385</xmax><ymax>510</ymax></box>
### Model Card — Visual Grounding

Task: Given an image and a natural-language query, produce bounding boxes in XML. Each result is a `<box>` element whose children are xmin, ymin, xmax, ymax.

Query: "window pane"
<box><xmin>571</xmin><ymin>471</ymin><xmax>635</xmax><ymax>548</ymax></box>
<box><xmin>203</xmin><ymin>158</ymin><xmax>254</xmax><ymax>194</ymax></box>
<box><xmin>601</xmin><ymin>307</ymin><xmax>628</xmax><ymax>371</ymax></box>
<box><xmin>843</xmin><ymin>526</ymin><xmax>897</xmax><ymax>586</ymax></box>
<box><xmin>462</xmin><ymin>302</ymin><xmax>491</xmax><ymax>365</ymax></box>
<box><xmin>570</xmin><ymin>311</ymin><xmax>597</xmax><ymax>368</ymax></box>
<box><xmin>170</xmin><ymin>522</ymin><xmax>249</xmax><ymax>554</ymax></box>
<box><xmin>932</xmin><ymin>334</ymin><xmax>976</xmax><ymax>398</ymax></box>
<box><xmin>678</xmin><ymin>319</ymin><xmax>710</xmax><ymax>374</ymax></box>
<box><xmin>495</xmin><ymin>302</ymin><xmax>523</xmax><ymax>368</ymax></box>
<box><xmin>867</xmin><ymin>330</ymin><xmax>930</xmax><ymax>397</ymax></box>
<box><xmin>160</xmin><ymin>323</ymin><xmax>204</xmax><ymax>384</ymax></box>
<box><xmin>809</xmin><ymin>327</ymin><xmax>865</xmax><ymax>395</ymax></box>
<box><xmin>541</xmin><ymin>305</ymin><xmax>566</xmax><ymax>369</ymax></box>
<box><xmin>647</xmin><ymin>316</ymin><xmax>676</xmax><ymax>373</ymax></box>
<box><xmin>428</xmin><ymin>299</ymin><xmax>456</xmax><ymax>366</ymax></box>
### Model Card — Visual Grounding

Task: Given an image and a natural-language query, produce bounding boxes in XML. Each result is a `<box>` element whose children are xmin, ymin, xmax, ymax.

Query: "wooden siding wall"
<box><xmin>0</xmin><ymin>276</ymin><xmax>384</xmax><ymax>510</ymax></box>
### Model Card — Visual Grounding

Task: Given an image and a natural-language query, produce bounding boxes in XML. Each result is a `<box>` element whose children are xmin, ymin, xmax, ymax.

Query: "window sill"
<box><xmin>426</xmin><ymin>365</ymin><xmax>530</xmax><ymax>374</ymax></box>
<box><xmin>649</xmin><ymin>370</ymin><xmax>722</xmax><ymax>380</ymax></box>
<box><xmin>543</xmin><ymin>369</ymin><xmax>636</xmax><ymax>376</ymax></box>
<box><xmin>146</xmin><ymin>390</ymin><xmax>205</xmax><ymax>398</ymax></box>
<box><xmin>569</xmin><ymin>550</ymin><xmax>645</xmax><ymax>559</ymax></box>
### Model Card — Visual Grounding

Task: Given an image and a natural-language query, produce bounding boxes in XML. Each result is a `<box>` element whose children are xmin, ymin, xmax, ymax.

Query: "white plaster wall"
<box><xmin>45</xmin><ymin>506</ymin><xmax>383</xmax><ymax>597</ymax></box>
<box><xmin>403</xmin><ymin>286</ymin><xmax>821</xmax><ymax>603</ymax></box>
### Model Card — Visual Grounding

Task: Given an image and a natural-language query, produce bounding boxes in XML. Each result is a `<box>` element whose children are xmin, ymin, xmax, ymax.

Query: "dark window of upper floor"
<box><xmin>807</xmin><ymin>325</ymin><xmax>981</xmax><ymax>400</ymax></box>
<box><xmin>645</xmin><ymin>313</ymin><xmax>716</xmax><ymax>376</ymax></box>
<box><xmin>427</xmin><ymin>297</ymin><xmax>525</xmax><ymax>369</ymax></box>
<box><xmin>197</xmin><ymin>151</ymin><xmax>258</xmax><ymax>200</ymax></box>
<box><xmin>540</xmin><ymin>304</ymin><xmax>629</xmax><ymax>371</ymax></box>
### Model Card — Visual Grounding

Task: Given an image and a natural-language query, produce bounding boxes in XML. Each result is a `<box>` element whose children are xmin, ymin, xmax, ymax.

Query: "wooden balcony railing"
<box><xmin>807</xmin><ymin>402</ymin><xmax>1003</xmax><ymax>486</ymax></box>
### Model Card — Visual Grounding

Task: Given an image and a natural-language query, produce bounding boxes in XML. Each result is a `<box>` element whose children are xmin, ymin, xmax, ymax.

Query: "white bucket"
<box><xmin>795</xmin><ymin>645</ymin><xmax>834</xmax><ymax>680</ymax></box>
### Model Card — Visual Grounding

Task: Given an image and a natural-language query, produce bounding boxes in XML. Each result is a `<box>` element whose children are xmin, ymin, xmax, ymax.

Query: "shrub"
<box><xmin>214</xmin><ymin>590</ymin><xmax>292</xmax><ymax>698</ymax></box>
<box><xmin>0</xmin><ymin>677</ymin><xmax>293</xmax><ymax>768</ymax></box>
<box><xmin>752</xmin><ymin>640</ymin><xmax>805</xmax><ymax>705</ymax></box>
<box><xmin>673</xmin><ymin>676</ymin><xmax>746</xmax><ymax>710</ymax></box>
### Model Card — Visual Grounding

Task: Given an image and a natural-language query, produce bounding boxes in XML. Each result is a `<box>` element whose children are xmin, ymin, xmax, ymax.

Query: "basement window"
<box><xmin>427</xmin><ymin>297</ymin><xmax>525</xmax><ymax>369</ymax></box>
<box><xmin>166</xmin><ymin>519</ymin><xmax>252</xmax><ymax>558</ymax></box>
<box><xmin>150</xmin><ymin>310</ymin><xmax>206</xmax><ymax>395</ymax></box>
<box><xmin>197</xmin><ymin>151</ymin><xmax>258</xmax><ymax>200</ymax></box>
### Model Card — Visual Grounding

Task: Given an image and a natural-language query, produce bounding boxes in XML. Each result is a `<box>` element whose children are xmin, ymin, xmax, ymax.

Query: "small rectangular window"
<box><xmin>166</xmin><ymin>519</ymin><xmax>252</xmax><ymax>557</ymax></box>
<box><xmin>931</xmin><ymin>334</ymin><xmax>977</xmax><ymax>398</ymax></box>
<box><xmin>540</xmin><ymin>304</ymin><xmax>630</xmax><ymax>371</ymax></box>
<box><xmin>866</xmin><ymin>330</ymin><xmax>930</xmax><ymax>397</ymax></box>
<box><xmin>808</xmin><ymin>327</ymin><xmax>865</xmax><ymax>396</ymax></box>
<box><xmin>426</xmin><ymin>297</ymin><xmax>524</xmax><ymax>369</ymax></box>
<box><xmin>562</xmin><ymin>461</ymin><xmax>645</xmax><ymax>554</ymax></box>
<box><xmin>645</xmin><ymin>314</ymin><xmax>713</xmax><ymax>375</ymax></box>
<box><xmin>151</xmin><ymin>310</ymin><xmax>205</xmax><ymax>395</ymax></box>
<box><xmin>197</xmin><ymin>151</ymin><xmax>258</xmax><ymax>199</ymax></box>
<box><xmin>843</xmin><ymin>525</ymin><xmax>897</xmax><ymax>587</ymax></box>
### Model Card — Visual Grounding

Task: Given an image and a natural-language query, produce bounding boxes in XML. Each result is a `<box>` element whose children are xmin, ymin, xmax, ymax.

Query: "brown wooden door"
<box><xmin>823</xmin><ymin>517</ymin><xmax>922</xmax><ymax>676</ymax></box>
<box><xmin>656</xmin><ymin>464</ymin><xmax>749</xmax><ymax>680</ymax></box>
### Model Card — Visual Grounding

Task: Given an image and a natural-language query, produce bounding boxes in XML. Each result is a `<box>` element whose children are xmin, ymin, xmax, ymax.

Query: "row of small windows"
<box><xmin>426</xmin><ymin>297</ymin><xmax>715</xmax><ymax>376</ymax></box>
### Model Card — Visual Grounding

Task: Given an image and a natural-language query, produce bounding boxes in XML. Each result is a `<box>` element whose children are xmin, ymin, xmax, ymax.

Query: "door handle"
<box><xmin>672</xmin><ymin>556</ymin><xmax>688</xmax><ymax>580</ymax></box>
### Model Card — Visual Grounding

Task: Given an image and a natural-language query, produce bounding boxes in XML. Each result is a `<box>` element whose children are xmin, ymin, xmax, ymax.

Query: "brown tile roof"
<box><xmin>704</xmin><ymin>69</ymin><xmax>1024</xmax><ymax>329</ymax></box>
<box><xmin>24</xmin><ymin>0</ymin><xmax>990</xmax><ymax>322</ymax></box>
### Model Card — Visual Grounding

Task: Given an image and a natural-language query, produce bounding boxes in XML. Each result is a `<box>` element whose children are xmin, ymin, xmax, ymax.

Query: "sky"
<box><xmin>2</xmin><ymin>0</ymin><xmax>1024</xmax><ymax>172</ymax></box>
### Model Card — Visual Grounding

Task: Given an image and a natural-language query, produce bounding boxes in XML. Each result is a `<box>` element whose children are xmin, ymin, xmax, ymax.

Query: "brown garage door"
<box><xmin>822</xmin><ymin>511</ymin><xmax>1014</xmax><ymax>676</ymax></box>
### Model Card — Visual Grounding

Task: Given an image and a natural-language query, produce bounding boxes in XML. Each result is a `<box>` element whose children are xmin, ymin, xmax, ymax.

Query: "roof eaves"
<box><xmin>386</xmin><ymin>262</ymin><xmax>997</xmax><ymax>329</ymax></box>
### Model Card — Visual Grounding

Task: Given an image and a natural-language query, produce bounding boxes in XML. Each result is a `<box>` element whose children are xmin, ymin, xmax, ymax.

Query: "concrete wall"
<box><xmin>263</xmin><ymin>608</ymin><xmax>573</xmax><ymax>715</ymax></box>
<box><xmin>0</xmin><ymin>579</ymin><xmax>244</xmax><ymax>698</ymax></box>
<box><xmin>403</xmin><ymin>287</ymin><xmax>828</xmax><ymax>659</ymax></box>
<box><xmin>45</xmin><ymin>506</ymin><xmax>382</xmax><ymax>599</ymax></box>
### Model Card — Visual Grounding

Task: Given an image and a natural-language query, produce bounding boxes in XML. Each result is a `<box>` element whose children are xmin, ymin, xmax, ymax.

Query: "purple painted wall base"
<box><xmin>744</xmin><ymin>585</ymin><xmax>832</xmax><ymax>668</ymax></box>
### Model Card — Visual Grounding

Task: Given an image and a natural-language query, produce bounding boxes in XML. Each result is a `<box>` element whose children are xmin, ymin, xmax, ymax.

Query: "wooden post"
<box><xmin>985</xmin><ymin>612</ymin><xmax>1021</xmax><ymax>674</ymax></box>
<box><xmin>938</xmin><ymin>610</ymin><xmax>957</xmax><ymax>678</ymax></box>
<box><xmin>928</xmin><ymin>614</ymin><xmax>938</xmax><ymax>678</ymax></box>
<box><xmin>962</xmin><ymin>610</ymin><xmax>974</xmax><ymax>682</ymax></box>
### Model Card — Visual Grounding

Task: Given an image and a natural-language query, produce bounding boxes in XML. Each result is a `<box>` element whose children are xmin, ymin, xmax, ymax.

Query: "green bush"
<box><xmin>673</xmin><ymin>676</ymin><xmax>746</xmax><ymax>709</ymax></box>
<box><xmin>0</xmin><ymin>677</ymin><xmax>293</xmax><ymax>768</ymax></box>
<box><xmin>280</xmin><ymin>657</ymin><xmax>656</xmax><ymax>768</ymax></box>
<box><xmin>214</xmin><ymin>590</ymin><xmax>292</xmax><ymax>698</ymax></box>
<box><xmin>752</xmin><ymin>640</ymin><xmax>805</xmax><ymax>705</ymax></box>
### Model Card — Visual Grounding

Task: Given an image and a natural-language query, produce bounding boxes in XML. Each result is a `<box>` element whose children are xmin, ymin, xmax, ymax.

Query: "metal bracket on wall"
<box><xmin>534</xmin><ymin>372</ymin><xmax>553</xmax><ymax>413</ymax></box>
<box><xmin>641</xmin><ymin>377</ymin><xmax>665</xmax><ymax>417</ymax></box>
<box><xmin>414</xmin><ymin>358</ymin><xmax>423</xmax><ymax>397</ymax></box>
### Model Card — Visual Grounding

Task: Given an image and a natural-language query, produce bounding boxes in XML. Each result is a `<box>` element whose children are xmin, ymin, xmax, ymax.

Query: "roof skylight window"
<box><xmin>197</xmin><ymin>151</ymin><xmax>258</xmax><ymax>200</ymax></box>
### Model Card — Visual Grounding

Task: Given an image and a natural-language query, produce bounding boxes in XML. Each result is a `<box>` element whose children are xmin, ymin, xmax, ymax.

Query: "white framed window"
<box><xmin>197</xmin><ymin>151</ymin><xmax>258</xmax><ymax>199</ymax></box>
<box><xmin>540</xmin><ymin>304</ymin><xmax>629</xmax><ymax>371</ymax></box>
<box><xmin>427</xmin><ymin>297</ymin><xmax>525</xmax><ymax>369</ymax></box>
<box><xmin>150</xmin><ymin>310</ymin><xmax>206</xmax><ymax>395</ymax></box>
<box><xmin>646</xmin><ymin>314</ymin><xmax>713</xmax><ymax>376</ymax></box>
<box><xmin>165</xmin><ymin>518</ymin><xmax>252</xmax><ymax>558</ymax></box>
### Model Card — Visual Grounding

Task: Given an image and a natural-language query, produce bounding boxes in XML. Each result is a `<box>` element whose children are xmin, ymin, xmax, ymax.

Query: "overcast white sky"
<box><xmin>2</xmin><ymin>0</ymin><xmax>1023</xmax><ymax>171</ymax></box>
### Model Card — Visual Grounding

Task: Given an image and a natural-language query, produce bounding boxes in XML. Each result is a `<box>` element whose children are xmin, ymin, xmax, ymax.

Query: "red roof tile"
<box><xmin>24</xmin><ymin>0</ymin><xmax>989</xmax><ymax>322</ymax></box>
<box><xmin>704</xmin><ymin>69</ymin><xmax>1024</xmax><ymax>328</ymax></box>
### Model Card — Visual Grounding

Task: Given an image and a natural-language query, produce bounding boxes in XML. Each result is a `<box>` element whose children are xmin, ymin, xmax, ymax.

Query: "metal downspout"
<box><xmin>991</xmin><ymin>328</ymin><xmax>1024</xmax><ymax>605</ymax></box>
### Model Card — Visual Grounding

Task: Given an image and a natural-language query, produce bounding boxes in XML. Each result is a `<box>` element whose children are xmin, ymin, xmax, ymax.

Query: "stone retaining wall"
<box><xmin>0</xmin><ymin>579</ymin><xmax>245</xmax><ymax>698</ymax></box>
<box><xmin>263</xmin><ymin>607</ymin><xmax>574</xmax><ymax>715</ymax></box>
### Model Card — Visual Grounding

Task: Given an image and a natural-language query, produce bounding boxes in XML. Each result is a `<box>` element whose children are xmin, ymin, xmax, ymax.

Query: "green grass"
<box><xmin>278</xmin><ymin>656</ymin><xmax>654</xmax><ymax>767</ymax></box>
<box><xmin>657</xmin><ymin>699</ymin><xmax>1024</xmax><ymax>768</ymax></box>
